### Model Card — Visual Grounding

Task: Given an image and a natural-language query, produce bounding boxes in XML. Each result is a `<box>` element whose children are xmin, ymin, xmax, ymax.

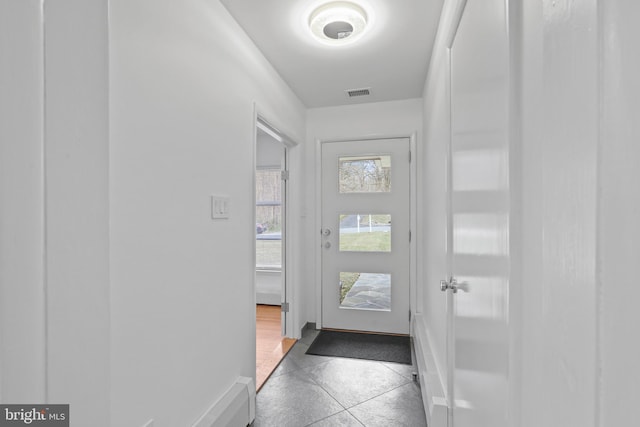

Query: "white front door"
<box><xmin>321</xmin><ymin>138</ymin><xmax>411</xmax><ymax>334</ymax></box>
<box><xmin>445</xmin><ymin>0</ymin><xmax>510</xmax><ymax>426</ymax></box>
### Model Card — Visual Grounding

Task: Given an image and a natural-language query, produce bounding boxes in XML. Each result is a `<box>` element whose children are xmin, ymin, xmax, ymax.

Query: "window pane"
<box><xmin>256</xmin><ymin>239</ymin><xmax>281</xmax><ymax>269</ymax></box>
<box><xmin>339</xmin><ymin>272</ymin><xmax>391</xmax><ymax>311</ymax></box>
<box><xmin>339</xmin><ymin>214</ymin><xmax>391</xmax><ymax>252</ymax></box>
<box><xmin>339</xmin><ymin>155</ymin><xmax>391</xmax><ymax>193</ymax></box>
<box><xmin>256</xmin><ymin>169</ymin><xmax>282</xmax><ymax>269</ymax></box>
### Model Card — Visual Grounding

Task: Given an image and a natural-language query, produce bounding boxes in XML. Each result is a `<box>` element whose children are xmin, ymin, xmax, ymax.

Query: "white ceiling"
<box><xmin>220</xmin><ymin>0</ymin><xmax>444</xmax><ymax>108</ymax></box>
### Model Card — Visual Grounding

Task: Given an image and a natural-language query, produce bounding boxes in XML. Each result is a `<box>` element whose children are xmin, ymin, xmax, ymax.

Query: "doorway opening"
<box><xmin>255</xmin><ymin>117</ymin><xmax>296</xmax><ymax>390</ymax></box>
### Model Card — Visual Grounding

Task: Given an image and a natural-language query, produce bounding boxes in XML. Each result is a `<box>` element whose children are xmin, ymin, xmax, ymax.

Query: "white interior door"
<box><xmin>321</xmin><ymin>138</ymin><xmax>410</xmax><ymax>334</ymax></box>
<box><xmin>445</xmin><ymin>0</ymin><xmax>510</xmax><ymax>426</ymax></box>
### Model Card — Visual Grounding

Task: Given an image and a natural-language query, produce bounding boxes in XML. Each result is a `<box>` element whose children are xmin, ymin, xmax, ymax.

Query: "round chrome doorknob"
<box><xmin>324</xmin><ymin>242</ymin><xmax>331</xmax><ymax>249</ymax></box>
<box><xmin>440</xmin><ymin>278</ymin><xmax>458</xmax><ymax>293</ymax></box>
<box><xmin>450</xmin><ymin>278</ymin><xmax>458</xmax><ymax>293</ymax></box>
<box><xmin>322</xmin><ymin>228</ymin><xmax>332</xmax><ymax>236</ymax></box>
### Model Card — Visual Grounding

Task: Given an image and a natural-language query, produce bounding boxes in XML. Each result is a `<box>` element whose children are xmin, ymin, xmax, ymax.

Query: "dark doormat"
<box><xmin>306</xmin><ymin>330</ymin><xmax>411</xmax><ymax>364</ymax></box>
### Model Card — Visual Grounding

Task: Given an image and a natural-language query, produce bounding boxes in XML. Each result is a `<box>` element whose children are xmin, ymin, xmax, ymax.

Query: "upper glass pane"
<box><xmin>339</xmin><ymin>155</ymin><xmax>391</xmax><ymax>193</ymax></box>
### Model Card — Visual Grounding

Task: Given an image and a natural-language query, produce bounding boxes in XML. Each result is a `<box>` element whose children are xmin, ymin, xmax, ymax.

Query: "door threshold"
<box><xmin>321</xmin><ymin>327</ymin><xmax>410</xmax><ymax>337</ymax></box>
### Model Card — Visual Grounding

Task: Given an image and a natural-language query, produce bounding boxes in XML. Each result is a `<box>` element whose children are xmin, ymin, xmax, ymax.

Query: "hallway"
<box><xmin>253</xmin><ymin>329</ymin><xmax>426</xmax><ymax>427</ymax></box>
<box><xmin>2</xmin><ymin>0</ymin><xmax>640</xmax><ymax>426</ymax></box>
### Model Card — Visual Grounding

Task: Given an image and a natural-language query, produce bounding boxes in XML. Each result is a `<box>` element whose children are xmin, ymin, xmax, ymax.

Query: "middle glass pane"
<box><xmin>339</xmin><ymin>214</ymin><xmax>391</xmax><ymax>252</ymax></box>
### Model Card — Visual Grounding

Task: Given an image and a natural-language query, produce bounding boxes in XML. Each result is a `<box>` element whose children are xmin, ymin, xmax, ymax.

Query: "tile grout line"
<box><xmin>343</xmin><ymin>378</ymin><xmax>413</xmax><ymax>411</ymax></box>
<box><xmin>311</xmin><ymin>358</ymin><xmax>413</xmax><ymax>410</ymax></box>
<box><xmin>345</xmin><ymin>408</ymin><xmax>367</xmax><ymax>427</ymax></box>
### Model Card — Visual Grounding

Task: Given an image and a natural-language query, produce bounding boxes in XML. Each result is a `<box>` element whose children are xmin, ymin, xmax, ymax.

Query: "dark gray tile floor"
<box><xmin>252</xmin><ymin>329</ymin><xmax>428</xmax><ymax>427</ymax></box>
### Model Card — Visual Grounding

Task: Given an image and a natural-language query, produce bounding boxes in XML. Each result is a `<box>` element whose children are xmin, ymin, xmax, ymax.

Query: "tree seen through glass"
<box><xmin>339</xmin><ymin>155</ymin><xmax>391</xmax><ymax>193</ymax></box>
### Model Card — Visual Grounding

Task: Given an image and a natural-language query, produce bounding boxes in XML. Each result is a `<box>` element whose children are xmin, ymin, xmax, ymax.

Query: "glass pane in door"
<box><xmin>339</xmin><ymin>272</ymin><xmax>391</xmax><ymax>311</ymax></box>
<box><xmin>339</xmin><ymin>214</ymin><xmax>391</xmax><ymax>252</ymax></box>
<box><xmin>339</xmin><ymin>155</ymin><xmax>391</xmax><ymax>193</ymax></box>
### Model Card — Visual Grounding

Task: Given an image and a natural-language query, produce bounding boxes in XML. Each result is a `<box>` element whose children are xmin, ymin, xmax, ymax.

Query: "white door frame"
<box><xmin>253</xmin><ymin>104</ymin><xmax>300</xmax><ymax>338</ymax></box>
<box><xmin>314</xmin><ymin>133</ymin><xmax>418</xmax><ymax>333</ymax></box>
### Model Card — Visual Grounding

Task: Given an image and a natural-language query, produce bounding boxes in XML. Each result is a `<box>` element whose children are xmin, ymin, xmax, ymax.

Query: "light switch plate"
<box><xmin>211</xmin><ymin>195</ymin><xmax>230</xmax><ymax>219</ymax></box>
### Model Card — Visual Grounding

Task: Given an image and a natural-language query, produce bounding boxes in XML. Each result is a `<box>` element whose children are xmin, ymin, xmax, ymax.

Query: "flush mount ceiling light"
<box><xmin>308</xmin><ymin>1</ymin><xmax>368</xmax><ymax>45</ymax></box>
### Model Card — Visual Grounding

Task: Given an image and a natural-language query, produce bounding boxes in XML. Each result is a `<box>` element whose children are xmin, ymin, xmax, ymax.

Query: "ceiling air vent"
<box><xmin>346</xmin><ymin>87</ymin><xmax>371</xmax><ymax>98</ymax></box>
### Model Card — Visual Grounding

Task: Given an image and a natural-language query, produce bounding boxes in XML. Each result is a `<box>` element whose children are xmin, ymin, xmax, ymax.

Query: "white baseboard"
<box><xmin>413</xmin><ymin>315</ymin><xmax>448</xmax><ymax>427</ymax></box>
<box><xmin>192</xmin><ymin>377</ymin><xmax>256</xmax><ymax>427</ymax></box>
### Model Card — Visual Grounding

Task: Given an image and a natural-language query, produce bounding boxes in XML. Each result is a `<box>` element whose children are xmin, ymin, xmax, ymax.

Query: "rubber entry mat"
<box><xmin>306</xmin><ymin>330</ymin><xmax>411</xmax><ymax>364</ymax></box>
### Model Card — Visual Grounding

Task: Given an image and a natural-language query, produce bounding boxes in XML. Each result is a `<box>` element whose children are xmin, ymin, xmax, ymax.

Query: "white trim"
<box><xmin>409</xmin><ymin>132</ymin><xmax>418</xmax><ymax>334</ymax></box>
<box><xmin>445</xmin><ymin>41</ymin><xmax>455</xmax><ymax>427</ymax></box>
<box><xmin>256</xmin><ymin>119</ymin><xmax>283</xmax><ymax>143</ymax></box>
<box><xmin>506</xmin><ymin>0</ymin><xmax>523</xmax><ymax>423</ymax></box>
<box><xmin>314</xmin><ymin>138</ymin><xmax>323</xmax><ymax>329</ymax></box>
<box><xmin>414</xmin><ymin>315</ymin><xmax>448</xmax><ymax>427</ymax></box>
<box><xmin>253</xmin><ymin>102</ymin><xmax>301</xmax><ymax>339</ymax></box>
<box><xmin>252</xmin><ymin>105</ymin><xmax>259</xmax><ymax>316</ymax></box>
<box><xmin>255</xmin><ymin>110</ymin><xmax>301</xmax><ymax>149</ymax></box>
<box><xmin>191</xmin><ymin>377</ymin><xmax>255</xmax><ymax>427</ymax></box>
<box><xmin>444</xmin><ymin>0</ymin><xmax>469</xmax><ymax>49</ymax></box>
<box><xmin>42</xmin><ymin>0</ymin><xmax>50</xmax><ymax>400</ymax></box>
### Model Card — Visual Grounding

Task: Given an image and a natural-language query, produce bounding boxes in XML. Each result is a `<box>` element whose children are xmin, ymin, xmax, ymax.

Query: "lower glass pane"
<box><xmin>339</xmin><ymin>272</ymin><xmax>391</xmax><ymax>311</ymax></box>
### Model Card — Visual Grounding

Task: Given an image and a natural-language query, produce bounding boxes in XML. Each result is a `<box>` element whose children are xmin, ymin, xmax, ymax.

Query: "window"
<box><xmin>339</xmin><ymin>214</ymin><xmax>391</xmax><ymax>252</ymax></box>
<box><xmin>256</xmin><ymin>168</ymin><xmax>282</xmax><ymax>269</ymax></box>
<box><xmin>339</xmin><ymin>155</ymin><xmax>391</xmax><ymax>193</ymax></box>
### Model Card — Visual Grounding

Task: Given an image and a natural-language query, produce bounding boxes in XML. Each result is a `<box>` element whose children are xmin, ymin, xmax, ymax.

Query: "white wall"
<box><xmin>304</xmin><ymin>99</ymin><xmax>423</xmax><ymax>326</ymax></box>
<box><xmin>1</xmin><ymin>0</ymin><xmax>111</xmax><ymax>422</ymax></box>
<box><xmin>109</xmin><ymin>0</ymin><xmax>305</xmax><ymax>425</ymax></box>
<box><xmin>2</xmin><ymin>0</ymin><xmax>305</xmax><ymax>424</ymax></box>
<box><xmin>44</xmin><ymin>1</ymin><xmax>111</xmax><ymax>424</ymax></box>
<box><xmin>599</xmin><ymin>2</ymin><xmax>640</xmax><ymax>425</ymax></box>
<box><xmin>518</xmin><ymin>1</ymin><xmax>599</xmax><ymax>425</ymax></box>
<box><xmin>0</xmin><ymin>0</ymin><xmax>46</xmax><ymax>402</ymax></box>
<box><xmin>516</xmin><ymin>2</ymin><xmax>640</xmax><ymax>424</ymax></box>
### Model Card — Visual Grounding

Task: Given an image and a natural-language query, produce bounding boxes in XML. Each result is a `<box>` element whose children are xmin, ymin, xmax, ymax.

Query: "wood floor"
<box><xmin>256</xmin><ymin>304</ymin><xmax>296</xmax><ymax>390</ymax></box>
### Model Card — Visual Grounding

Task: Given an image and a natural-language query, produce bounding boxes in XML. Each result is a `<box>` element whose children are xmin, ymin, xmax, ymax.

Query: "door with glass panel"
<box><xmin>321</xmin><ymin>138</ymin><xmax>410</xmax><ymax>334</ymax></box>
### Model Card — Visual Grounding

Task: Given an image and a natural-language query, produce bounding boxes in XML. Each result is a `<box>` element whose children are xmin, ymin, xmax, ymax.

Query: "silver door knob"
<box><xmin>440</xmin><ymin>277</ymin><xmax>458</xmax><ymax>293</ymax></box>
<box><xmin>324</xmin><ymin>242</ymin><xmax>331</xmax><ymax>249</ymax></box>
<box><xmin>322</xmin><ymin>228</ymin><xmax>332</xmax><ymax>236</ymax></box>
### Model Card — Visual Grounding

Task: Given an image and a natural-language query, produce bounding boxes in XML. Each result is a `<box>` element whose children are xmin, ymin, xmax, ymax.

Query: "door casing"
<box><xmin>253</xmin><ymin>108</ymin><xmax>299</xmax><ymax>338</ymax></box>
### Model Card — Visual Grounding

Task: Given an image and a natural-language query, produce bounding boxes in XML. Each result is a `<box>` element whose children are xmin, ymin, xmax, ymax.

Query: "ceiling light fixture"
<box><xmin>308</xmin><ymin>1</ymin><xmax>368</xmax><ymax>45</ymax></box>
